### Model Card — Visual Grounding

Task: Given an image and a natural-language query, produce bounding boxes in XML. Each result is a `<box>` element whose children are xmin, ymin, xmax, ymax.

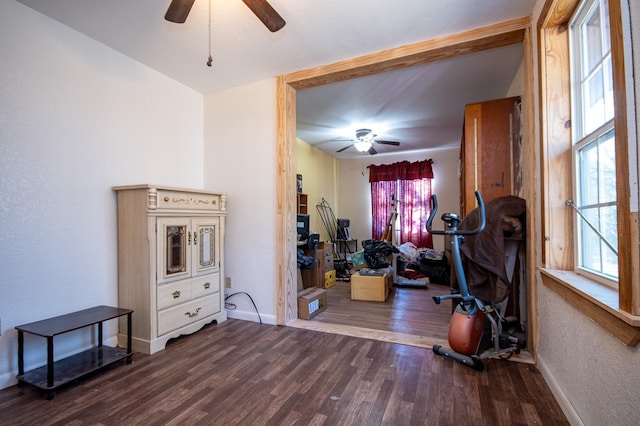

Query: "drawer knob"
<box><xmin>185</xmin><ymin>308</ymin><xmax>201</xmax><ymax>318</ymax></box>
<box><xmin>172</xmin><ymin>290</ymin><xmax>181</xmax><ymax>299</ymax></box>
<box><xmin>164</xmin><ymin>196</ymin><xmax>169</xmax><ymax>202</ymax></box>
<box><xmin>203</xmin><ymin>282</ymin><xmax>210</xmax><ymax>289</ymax></box>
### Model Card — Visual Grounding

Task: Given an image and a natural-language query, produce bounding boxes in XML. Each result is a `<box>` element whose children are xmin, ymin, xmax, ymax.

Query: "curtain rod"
<box><xmin>365</xmin><ymin>158</ymin><xmax>435</xmax><ymax>168</ymax></box>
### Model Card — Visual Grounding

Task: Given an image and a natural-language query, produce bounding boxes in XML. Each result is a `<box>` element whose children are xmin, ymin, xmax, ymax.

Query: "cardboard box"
<box><xmin>351</xmin><ymin>271</ymin><xmax>392</xmax><ymax>302</ymax></box>
<box><xmin>301</xmin><ymin>241</ymin><xmax>326</xmax><ymax>288</ymax></box>
<box><xmin>324</xmin><ymin>251</ymin><xmax>335</xmax><ymax>272</ymax></box>
<box><xmin>297</xmin><ymin>288</ymin><xmax>327</xmax><ymax>319</ymax></box>
<box><xmin>324</xmin><ymin>269</ymin><xmax>336</xmax><ymax>288</ymax></box>
<box><xmin>297</xmin><ymin>268</ymin><xmax>304</xmax><ymax>292</ymax></box>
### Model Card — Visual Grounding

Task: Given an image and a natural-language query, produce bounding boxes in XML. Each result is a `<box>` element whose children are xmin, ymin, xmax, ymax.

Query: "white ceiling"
<box><xmin>296</xmin><ymin>44</ymin><xmax>524</xmax><ymax>157</ymax></box>
<box><xmin>15</xmin><ymin>0</ymin><xmax>535</xmax><ymax>158</ymax></box>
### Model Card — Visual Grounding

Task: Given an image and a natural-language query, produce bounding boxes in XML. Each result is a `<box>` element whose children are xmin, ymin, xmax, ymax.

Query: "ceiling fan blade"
<box><xmin>165</xmin><ymin>0</ymin><xmax>196</xmax><ymax>23</ymax></box>
<box><xmin>242</xmin><ymin>0</ymin><xmax>286</xmax><ymax>32</ymax></box>
<box><xmin>368</xmin><ymin>146</ymin><xmax>378</xmax><ymax>155</ymax></box>
<box><xmin>337</xmin><ymin>145</ymin><xmax>353</xmax><ymax>153</ymax></box>
<box><xmin>375</xmin><ymin>140</ymin><xmax>401</xmax><ymax>146</ymax></box>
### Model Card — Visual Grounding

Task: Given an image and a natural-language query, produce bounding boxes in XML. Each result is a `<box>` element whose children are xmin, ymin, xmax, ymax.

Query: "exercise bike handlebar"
<box><xmin>426</xmin><ymin>190</ymin><xmax>486</xmax><ymax>236</ymax></box>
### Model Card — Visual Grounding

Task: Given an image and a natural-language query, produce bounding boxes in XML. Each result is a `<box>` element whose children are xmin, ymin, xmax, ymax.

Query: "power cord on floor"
<box><xmin>225</xmin><ymin>292</ymin><xmax>263</xmax><ymax>324</ymax></box>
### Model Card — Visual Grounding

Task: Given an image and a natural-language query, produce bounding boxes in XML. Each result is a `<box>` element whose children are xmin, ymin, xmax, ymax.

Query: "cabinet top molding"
<box><xmin>113</xmin><ymin>184</ymin><xmax>227</xmax><ymax>213</ymax></box>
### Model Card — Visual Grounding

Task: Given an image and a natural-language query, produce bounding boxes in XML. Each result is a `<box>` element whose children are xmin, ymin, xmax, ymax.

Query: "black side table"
<box><xmin>16</xmin><ymin>305</ymin><xmax>133</xmax><ymax>399</ymax></box>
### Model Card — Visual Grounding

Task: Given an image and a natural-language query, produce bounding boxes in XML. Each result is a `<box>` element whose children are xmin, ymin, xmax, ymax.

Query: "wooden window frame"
<box><xmin>538</xmin><ymin>0</ymin><xmax>640</xmax><ymax>345</ymax></box>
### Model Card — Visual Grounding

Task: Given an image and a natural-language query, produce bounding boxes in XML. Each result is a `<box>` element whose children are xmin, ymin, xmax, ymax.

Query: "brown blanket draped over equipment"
<box><xmin>452</xmin><ymin>196</ymin><xmax>526</xmax><ymax>303</ymax></box>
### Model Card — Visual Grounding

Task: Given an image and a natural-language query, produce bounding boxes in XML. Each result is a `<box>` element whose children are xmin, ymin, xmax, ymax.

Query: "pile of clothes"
<box><xmin>396</xmin><ymin>243</ymin><xmax>450</xmax><ymax>285</ymax></box>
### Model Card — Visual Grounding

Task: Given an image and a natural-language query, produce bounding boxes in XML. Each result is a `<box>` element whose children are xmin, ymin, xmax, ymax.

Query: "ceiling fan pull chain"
<box><xmin>206</xmin><ymin>0</ymin><xmax>213</xmax><ymax>67</ymax></box>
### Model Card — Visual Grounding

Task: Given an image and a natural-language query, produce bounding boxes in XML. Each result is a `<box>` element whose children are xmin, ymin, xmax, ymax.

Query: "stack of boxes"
<box><xmin>298</xmin><ymin>240</ymin><xmax>338</xmax><ymax>319</ymax></box>
<box><xmin>350</xmin><ymin>249</ymin><xmax>395</xmax><ymax>302</ymax></box>
<box><xmin>324</xmin><ymin>244</ymin><xmax>336</xmax><ymax>289</ymax></box>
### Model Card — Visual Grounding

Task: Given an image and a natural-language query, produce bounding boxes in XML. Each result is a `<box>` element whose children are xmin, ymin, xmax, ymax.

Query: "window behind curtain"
<box><xmin>570</xmin><ymin>0</ymin><xmax>618</xmax><ymax>283</ymax></box>
<box><xmin>369</xmin><ymin>159</ymin><xmax>434</xmax><ymax>248</ymax></box>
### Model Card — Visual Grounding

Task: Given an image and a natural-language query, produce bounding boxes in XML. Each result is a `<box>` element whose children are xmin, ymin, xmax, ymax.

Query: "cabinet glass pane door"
<box><xmin>199</xmin><ymin>227</ymin><xmax>215</xmax><ymax>267</ymax></box>
<box><xmin>158</xmin><ymin>218</ymin><xmax>192</xmax><ymax>283</ymax></box>
<box><xmin>165</xmin><ymin>225</ymin><xmax>187</xmax><ymax>275</ymax></box>
<box><xmin>194</xmin><ymin>218</ymin><xmax>219</xmax><ymax>275</ymax></box>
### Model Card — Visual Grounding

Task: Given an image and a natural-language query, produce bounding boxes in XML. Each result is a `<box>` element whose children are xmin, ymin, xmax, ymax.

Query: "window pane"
<box><xmin>577</xmin><ymin>129</ymin><xmax>617</xmax><ymax>278</ymax></box>
<box><xmin>579</xmin><ymin>140</ymin><xmax>599</xmax><ymax>206</ymax></box>
<box><xmin>598</xmin><ymin>130</ymin><xmax>616</xmax><ymax>203</ymax></box>
<box><xmin>603</xmin><ymin>56</ymin><xmax>614</xmax><ymax>122</ymax></box>
<box><xmin>580</xmin><ymin>206</ymin><xmax>602</xmax><ymax>271</ymax></box>
<box><xmin>583</xmin><ymin>68</ymin><xmax>606</xmax><ymax>134</ymax></box>
<box><xmin>601</xmin><ymin>204</ymin><xmax>618</xmax><ymax>278</ymax></box>
<box><xmin>582</xmin><ymin>6</ymin><xmax>602</xmax><ymax>73</ymax></box>
<box><xmin>601</xmin><ymin>0</ymin><xmax>610</xmax><ymax>53</ymax></box>
<box><xmin>575</xmin><ymin>0</ymin><xmax>613</xmax><ymax>138</ymax></box>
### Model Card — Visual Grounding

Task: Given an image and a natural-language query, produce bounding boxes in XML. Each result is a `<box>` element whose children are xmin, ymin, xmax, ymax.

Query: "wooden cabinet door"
<box><xmin>461</xmin><ymin>96</ymin><xmax>520</xmax><ymax>215</ymax></box>
<box><xmin>157</xmin><ymin>217</ymin><xmax>192</xmax><ymax>284</ymax></box>
<box><xmin>192</xmin><ymin>217</ymin><xmax>220</xmax><ymax>276</ymax></box>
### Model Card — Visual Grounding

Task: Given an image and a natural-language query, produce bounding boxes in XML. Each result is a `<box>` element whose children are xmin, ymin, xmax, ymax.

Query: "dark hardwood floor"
<box><xmin>0</xmin><ymin>319</ymin><xmax>567</xmax><ymax>425</ymax></box>
<box><xmin>310</xmin><ymin>280</ymin><xmax>452</xmax><ymax>340</ymax></box>
<box><xmin>293</xmin><ymin>278</ymin><xmax>532</xmax><ymax>366</ymax></box>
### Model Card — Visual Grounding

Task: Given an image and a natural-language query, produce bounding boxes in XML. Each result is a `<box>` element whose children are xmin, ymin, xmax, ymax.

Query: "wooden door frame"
<box><xmin>274</xmin><ymin>16</ymin><xmax>537</xmax><ymax>355</ymax></box>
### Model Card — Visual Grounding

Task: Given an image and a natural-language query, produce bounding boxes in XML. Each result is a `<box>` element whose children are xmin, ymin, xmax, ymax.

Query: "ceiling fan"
<box><xmin>336</xmin><ymin>129</ymin><xmax>401</xmax><ymax>155</ymax></box>
<box><xmin>165</xmin><ymin>0</ymin><xmax>286</xmax><ymax>32</ymax></box>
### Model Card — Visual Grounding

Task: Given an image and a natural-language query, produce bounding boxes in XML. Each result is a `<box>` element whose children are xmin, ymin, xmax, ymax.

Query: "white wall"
<box><xmin>0</xmin><ymin>1</ymin><xmax>204</xmax><ymax>389</ymax></box>
<box><xmin>537</xmin><ymin>287</ymin><xmax>640</xmax><ymax>425</ymax></box>
<box><xmin>337</xmin><ymin>148</ymin><xmax>460</xmax><ymax>252</ymax></box>
<box><xmin>532</xmin><ymin>1</ymin><xmax>640</xmax><ymax>425</ymax></box>
<box><xmin>203</xmin><ymin>79</ymin><xmax>278</xmax><ymax>324</ymax></box>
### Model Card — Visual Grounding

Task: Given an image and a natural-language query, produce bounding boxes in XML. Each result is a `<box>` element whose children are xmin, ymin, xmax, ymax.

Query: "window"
<box><xmin>539</xmin><ymin>0</ymin><xmax>640</xmax><ymax>342</ymax></box>
<box><xmin>369</xmin><ymin>160</ymin><xmax>434</xmax><ymax>248</ymax></box>
<box><xmin>570</xmin><ymin>0</ymin><xmax>618</xmax><ymax>283</ymax></box>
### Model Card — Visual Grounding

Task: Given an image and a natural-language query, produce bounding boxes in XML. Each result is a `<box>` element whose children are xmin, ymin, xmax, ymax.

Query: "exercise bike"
<box><xmin>426</xmin><ymin>191</ymin><xmax>526</xmax><ymax>371</ymax></box>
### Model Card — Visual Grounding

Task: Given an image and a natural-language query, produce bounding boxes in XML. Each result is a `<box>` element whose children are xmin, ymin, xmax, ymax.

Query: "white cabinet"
<box><xmin>114</xmin><ymin>185</ymin><xmax>227</xmax><ymax>355</ymax></box>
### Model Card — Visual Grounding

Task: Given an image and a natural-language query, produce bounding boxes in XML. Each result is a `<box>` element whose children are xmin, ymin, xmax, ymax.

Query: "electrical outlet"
<box><xmin>225</xmin><ymin>276</ymin><xmax>232</xmax><ymax>288</ymax></box>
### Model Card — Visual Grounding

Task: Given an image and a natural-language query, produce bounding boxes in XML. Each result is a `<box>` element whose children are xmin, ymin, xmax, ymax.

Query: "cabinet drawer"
<box><xmin>191</xmin><ymin>274</ymin><xmax>220</xmax><ymax>299</ymax></box>
<box><xmin>157</xmin><ymin>295</ymin><xmax>221</xmax><ymax>336</ymax></box>
<box><xmin>157</xmin><ymin>280</ymin><xmax>192</xmax><ymax>310</ymax></box>
<box><xmin>157</xmin><ymin>190</ymin><xmax>222</xmax><ymax>211</ymax></box>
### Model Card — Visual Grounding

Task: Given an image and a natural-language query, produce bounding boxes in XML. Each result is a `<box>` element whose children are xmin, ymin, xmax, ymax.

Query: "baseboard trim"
<box><xmin>226</xmin><ymin>309</ymin><xmax>276</xmax><ymax>325</ymax></box>
<box><xmin>537</xmin><ymin>354</ymin><xmax>583</xmax><ymax>426</ymax></box>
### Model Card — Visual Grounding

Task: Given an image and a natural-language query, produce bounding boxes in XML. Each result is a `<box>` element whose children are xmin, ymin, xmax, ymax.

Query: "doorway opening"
<box><xmin>276</xmin><ymin>17</ymin><xmax>534</xmax><ymax>352</ymax></box>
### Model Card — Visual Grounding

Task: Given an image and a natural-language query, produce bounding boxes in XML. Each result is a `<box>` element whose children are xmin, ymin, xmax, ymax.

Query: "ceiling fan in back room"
<box><xmin>336</xmin><ymin>129</ymin><xmax>401</xmax><ymax>155</ymax></box>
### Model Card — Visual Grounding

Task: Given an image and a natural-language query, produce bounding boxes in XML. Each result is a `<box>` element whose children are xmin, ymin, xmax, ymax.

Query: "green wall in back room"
<box><xmin>296</xmin><ymin>138</ymin><xmax>338</xmax><ymax>242</ymax></box>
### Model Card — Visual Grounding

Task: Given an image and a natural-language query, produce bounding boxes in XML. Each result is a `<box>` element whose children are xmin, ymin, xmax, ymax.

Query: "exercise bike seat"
<box><xmin>441</xmin><ymin>212</ymin><xmax>461</xmax><ymax>228</ymax></box>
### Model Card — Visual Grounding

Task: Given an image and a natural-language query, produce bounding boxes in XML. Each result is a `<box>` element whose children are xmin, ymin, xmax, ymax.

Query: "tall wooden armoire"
<box><xmin>459</xmin><ymin>96</ymin><xmax>521</xmax><ymax>216</ymax></box>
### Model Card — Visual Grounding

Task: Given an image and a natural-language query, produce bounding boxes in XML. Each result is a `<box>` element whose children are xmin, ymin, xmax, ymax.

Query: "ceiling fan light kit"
<box><xmin>354</xmin><ymin>140</ymin><xmax>373</xmax><ymax>152</ymax></box>
<box><xmin>336</xmin><ymin>128</ymin><xmax>401</xmax><ymax>155</ymax></box>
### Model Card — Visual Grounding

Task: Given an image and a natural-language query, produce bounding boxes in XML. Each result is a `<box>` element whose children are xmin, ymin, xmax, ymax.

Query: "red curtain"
<box><xmin>370</xmin><ymin>159</ymin><xmax>434</xmax><ymax>248</ymax></box>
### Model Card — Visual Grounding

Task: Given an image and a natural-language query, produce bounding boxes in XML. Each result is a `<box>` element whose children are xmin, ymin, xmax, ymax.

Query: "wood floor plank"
<box><xmin>1</xmin><ymin>319</ymin><xmax>568</xmax><ymax>425</ymax></box>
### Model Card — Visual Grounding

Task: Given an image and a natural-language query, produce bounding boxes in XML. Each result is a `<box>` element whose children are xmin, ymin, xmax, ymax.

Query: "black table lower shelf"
<box><xmin>15</xmin><ymin>305</ymin><xmax>133</xmax><ymax>399</ymax></box>
<box><xmin>18</xmin><ymin>346</ymin><xmax>131</xmax><ymax>392</ymax></box>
